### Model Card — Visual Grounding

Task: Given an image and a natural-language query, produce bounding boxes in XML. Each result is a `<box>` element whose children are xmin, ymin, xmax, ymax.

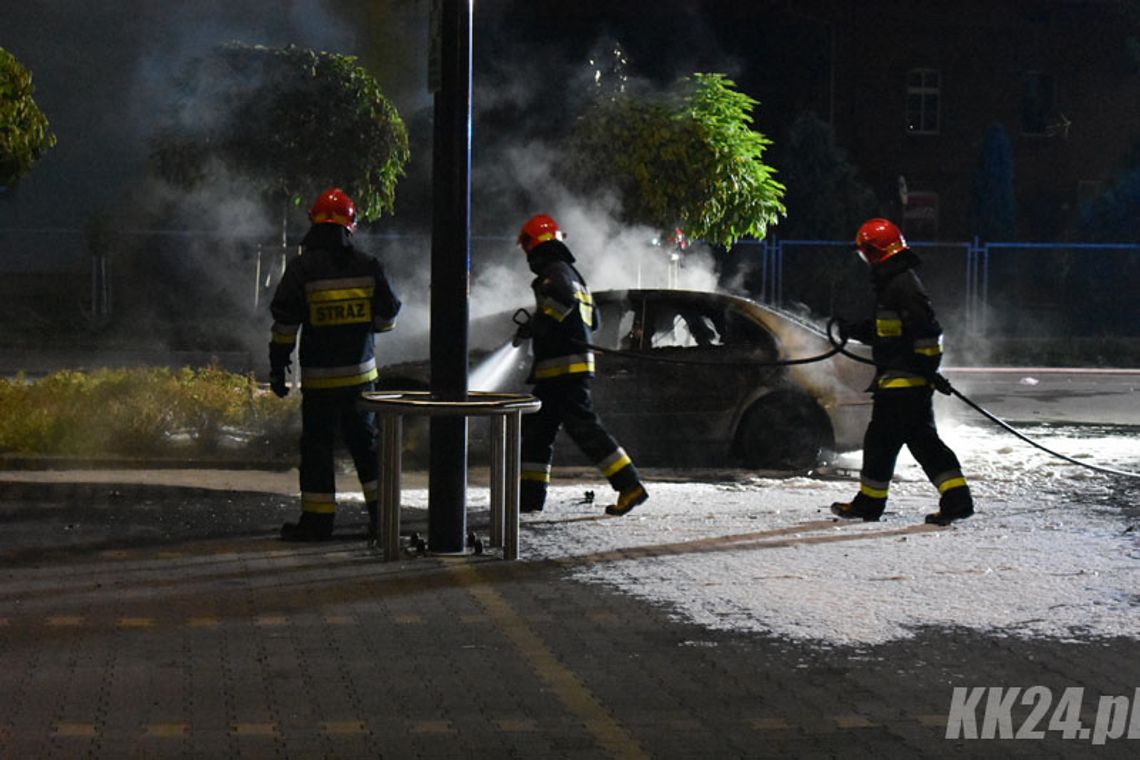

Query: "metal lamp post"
<box><xmin>427</xmin><ymin>0</ymin><xmax>474</xmax><ymax>553</ymax></box>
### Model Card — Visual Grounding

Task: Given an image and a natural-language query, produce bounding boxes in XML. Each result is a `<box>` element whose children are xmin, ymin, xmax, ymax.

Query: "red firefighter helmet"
<box><xmin>517</xmin><ymin>213</ymin><xmax>564</xmax><ymax>254</ymax></box>
<box><xmin>854</xmin><ymin>218</ymin><xmax>907</xmax><ymax>265</ymax></box>
<box><xmin>309</xmin><ymin>187</ymin><xmax>357</xmax><ymax>231</ymax></box>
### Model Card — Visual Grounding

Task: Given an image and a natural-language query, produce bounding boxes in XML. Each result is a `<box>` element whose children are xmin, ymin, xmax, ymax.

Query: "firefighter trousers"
<box><xmin>298</xmin><ymin>384</ymin><xmax>380</xmax><ymax>520</ymax></box>
<box><xmin>520</xmin><ymin>375</ymin><xmax>641</xmax><ymax>510</ymax></box>
<box><xmin>855</xmin><ymin>388</ymin><xmax>972</xmax><ymax>514</ymax></box>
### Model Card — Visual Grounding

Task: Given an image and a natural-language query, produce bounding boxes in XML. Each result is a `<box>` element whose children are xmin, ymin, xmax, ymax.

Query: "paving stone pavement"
<box><xmin>1</xmin><ymin>475</ymin><xmax>1137</xmax><ymax>759</ymax></box>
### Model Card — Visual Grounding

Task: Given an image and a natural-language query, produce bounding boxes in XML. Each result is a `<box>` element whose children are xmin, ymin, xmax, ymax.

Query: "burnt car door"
<box><xmin>591</xmin><ymin>291</ymin><xmax>783</xmax><ymax>464</ymax></box>
<box><xmin>584</xmin><ymin>292</ymin><xmax>644</xmax><ymax>448</ymax></box>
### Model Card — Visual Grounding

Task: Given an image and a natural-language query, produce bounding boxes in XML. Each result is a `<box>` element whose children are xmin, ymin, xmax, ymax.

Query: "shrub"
<box><xmin>0</xmin><ymin>367</ymin><xmax>299</xmax><ymax>460</ymax></box>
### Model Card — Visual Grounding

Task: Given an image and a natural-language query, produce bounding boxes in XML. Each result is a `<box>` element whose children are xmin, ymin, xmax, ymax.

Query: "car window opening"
<box><xmin>600</xmin><ymin>294</ymin><xmax>781</xmax><ymax>362</ymax></box>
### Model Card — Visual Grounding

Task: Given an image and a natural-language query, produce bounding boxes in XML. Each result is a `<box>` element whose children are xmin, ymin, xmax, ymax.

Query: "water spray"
<box><xmin>469</xmin><ymin>340</ymin><xmax>526</xmax><ymax>392</ymax></box>
<box><xmin>459</xmin><ymin>307</ymin><xmax>537</xmax><ymax>393</ymax></box>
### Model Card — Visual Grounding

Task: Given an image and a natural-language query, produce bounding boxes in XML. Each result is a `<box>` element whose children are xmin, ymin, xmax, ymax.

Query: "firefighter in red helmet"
<box><xmin>514</xmin><ymin>213</ymin><xmax>649</xmax><ymax>516</ymax></box>
<box><xmin>833</xmin><ymin>218</ymin><xmax>974</xmax><ymax>525</ymax></box>
<box><xmin>268</xmin><ymin>187</ymin><xmax>401</xmax><ymax>541</ymax></box>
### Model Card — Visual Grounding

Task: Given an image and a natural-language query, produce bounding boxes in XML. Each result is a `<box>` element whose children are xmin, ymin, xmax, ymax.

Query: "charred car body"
<box><xmin>381</xmin><ymin>289</ymin><xmax>873</xmax><ymax>470</ymax></box>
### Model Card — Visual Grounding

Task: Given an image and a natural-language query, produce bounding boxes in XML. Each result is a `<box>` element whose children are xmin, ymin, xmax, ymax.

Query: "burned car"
<box><xmin>381</xmin><ymin>289</ymin><xmax>873</xmax><ymax>470</ymax></box>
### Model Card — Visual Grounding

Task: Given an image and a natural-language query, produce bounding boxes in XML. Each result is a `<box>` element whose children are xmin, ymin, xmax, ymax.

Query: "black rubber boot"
<box><xmin>280</xmin><ymin>513</ymin><xmax>334</xmax><ymax>542</ymax></box>
<box><xmin>520</xmin><ymin>480</ymin><xmax>546</xmax><ymax>513</ymax></box>
<box><xmin>830</xmin><ymin>494</ymin><xmax>885</xmax><ymax>522</ymax></box>
<box><xmin>925</xmin><ymin>489</ymin><xmax>974</xmax><ymax>525</ymax></box>
<box><xmin>605</xmin><ymin>483</ymin><xmax>648</xmax><ymax>516</ymax></box>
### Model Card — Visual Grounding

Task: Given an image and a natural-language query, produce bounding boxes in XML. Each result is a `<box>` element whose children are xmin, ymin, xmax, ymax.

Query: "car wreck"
<box><xmin>381</xmin><ymin>289</ymin><xmax>874</xmax><ymax>470</ymax></box>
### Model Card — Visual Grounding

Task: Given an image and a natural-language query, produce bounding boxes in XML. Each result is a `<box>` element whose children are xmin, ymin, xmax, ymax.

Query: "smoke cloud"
<box><xmin>96</xmin><ymin>1</ymin><xmax>375</xmax><ymax>362</ymax></box>
<box><xmin>373</xmin><ymin>24</ymin><xmax>758</xmax><ymax>366</ymax></box>
<box><xmin>379</xmin><ymin>129</ymin><xmax>725</xmax><ymax>363</ymax></box>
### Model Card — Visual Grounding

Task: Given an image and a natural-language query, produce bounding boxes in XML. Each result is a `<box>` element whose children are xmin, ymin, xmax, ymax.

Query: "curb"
<box><xmin>0</xmin><ymin>456</ymin><xmax>295</xmax><ymax>472</ymax></box>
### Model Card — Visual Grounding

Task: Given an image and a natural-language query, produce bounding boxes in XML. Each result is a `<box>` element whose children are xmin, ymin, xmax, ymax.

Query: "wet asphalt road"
<box><xmin>942</xmin><ymin>367</ymin><xmax>1140</xmax><ymax>427</ymax></box>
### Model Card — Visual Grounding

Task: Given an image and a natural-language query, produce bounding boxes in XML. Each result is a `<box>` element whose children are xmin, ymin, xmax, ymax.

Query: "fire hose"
<box><xmin>512</xmin><ymin>308</ymin><xmax>1140</xmax><ymax>479</ymax></box>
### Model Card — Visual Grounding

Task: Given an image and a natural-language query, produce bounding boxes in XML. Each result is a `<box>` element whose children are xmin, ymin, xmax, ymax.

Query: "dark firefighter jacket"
<box><xmin>845</xmin><ymin>250</ymin><xmax>943</xmax><ymax>392</ymax></box>
<box><xmin>525</xmin><ymin>239</ymin><xmax>598</xmax><ymax>383</ymax></box>
<box><xmin>269</xmin><ymin>224</ymin><xmax>401</xmax><ymax>391</ymax></box>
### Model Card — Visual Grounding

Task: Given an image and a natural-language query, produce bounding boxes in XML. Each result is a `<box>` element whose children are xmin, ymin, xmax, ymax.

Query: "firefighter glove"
<box><xmin>931</xmin><ymin>373</ymin><xmax>953</xmax><ymax>395</ymax></box>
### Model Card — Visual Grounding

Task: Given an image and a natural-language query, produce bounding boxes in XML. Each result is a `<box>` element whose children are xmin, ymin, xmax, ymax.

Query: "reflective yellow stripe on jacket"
<box><xmin>532</xmin><ymin>353</ymin><xmax>595</xmax><ymax>379</ymax></box>
<box><xmin>302</xmin><ymin>359</ymin><xmax>378</xmax><ymax>389</ymax></box>
<box><xmin>538</xmin><ymin>286</ymin><xmax>593</xmax><ymax>325</ymax></box>
<box><xmin>875</xmin><ymin>310</ymin><xmax>903</xmax><ymax>337</ymax></box>
<box><xmin>271</xmin><ymin>322</ymin><xmax>299</xmax><ymax>346</ymax></box>
<box><xmin>306</xmin><ymin>277</ymin><xmax>375</xmax><ymax>327</ymax></box>
<box><xmin>876</xmin><ymin>373</ymin><xmax>930</xmax><ymax>390</ymax></box>
<box><xmin>575</xmin><ymin>289</ymin><xmax>594</xmax><ymax>326</ymax></box>
<box><xmin>913</xmin><ymin>335</ymin><xmax>943</xmax><ymax>357</ymax></box>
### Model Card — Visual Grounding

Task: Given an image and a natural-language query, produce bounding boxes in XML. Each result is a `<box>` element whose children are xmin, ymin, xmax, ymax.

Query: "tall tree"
<box><xmin>0</xmin><ymin>47</ymin><xmax>56</xmax><ymax>188</ymax></box>
<box><xmin>558</xmin><ymin>73</ymin><xmax>785</xmax><ymax>248</ymax></box>
<box><xmin>150</xmin><ymin>42</ymin><xmax>409</xmax><ymax>227</ymax></box>
<box><xmin>971</xmin><ymin>122</ymin><xmax>1017</xmax><ymax>241</ymax></box>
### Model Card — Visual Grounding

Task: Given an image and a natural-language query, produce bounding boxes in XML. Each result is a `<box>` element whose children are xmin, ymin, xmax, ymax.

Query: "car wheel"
<box><xmin>736</xmin><ymin>392</ymin><xmax>834</xmax><ymax>470</ymax></box>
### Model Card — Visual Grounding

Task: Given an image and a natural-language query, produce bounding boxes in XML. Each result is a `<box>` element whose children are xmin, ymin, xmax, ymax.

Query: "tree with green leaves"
<box><xmin>558</xmin><ymin>73</ymin><xmax>785</xmax><ymax>248</ymax></box>
<box><xmin>774</xmin><ymin>111</ymin><xmax>878</xmax><ymax>240</ymax></box>
<box><xmin>0</xmin><ymin>47</ymin><xmax>56</xmax><ymax>188</ymax></box>
<box><xmin>150</xmin><ymin>42</ymin><xmax>409</xmax><ymax>227</ymax></box>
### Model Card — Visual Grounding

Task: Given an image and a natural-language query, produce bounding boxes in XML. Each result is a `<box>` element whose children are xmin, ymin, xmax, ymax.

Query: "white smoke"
<box><xmin>100</xmin><ymin>0</ymin><xmax>380</xmax><ymax>363</ymax></box>
<box><xmin>469</xmin><ymin>139</ymin><xmax>723</xmax><ymax>300</ymax></box>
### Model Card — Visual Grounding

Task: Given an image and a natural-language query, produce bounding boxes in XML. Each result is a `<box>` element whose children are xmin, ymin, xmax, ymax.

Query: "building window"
<box><xmin>903</xmin><ymin>191</ymin><xmax>939</xmax><ymax>239</ymax></box>
<box><xmin>1021</xmin><ymin>72</ymin><xmax>1056</xmax><ymax>136</ymax></box>
<box><xmin>906</xmin><ymin>69</ymin><xmax>940</xmax><ymax>134</ymax></box>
